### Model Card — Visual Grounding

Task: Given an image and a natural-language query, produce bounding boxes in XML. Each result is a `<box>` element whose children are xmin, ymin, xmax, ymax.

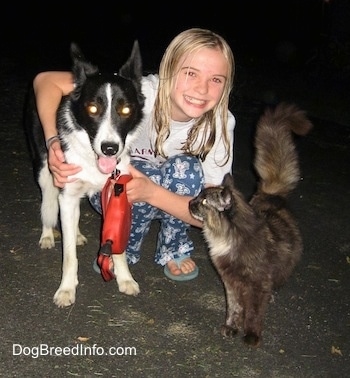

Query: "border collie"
<box><xmin>25</xmin><ymin>42</ymin><xmax>145</xmax><ymax>307</ymax></box>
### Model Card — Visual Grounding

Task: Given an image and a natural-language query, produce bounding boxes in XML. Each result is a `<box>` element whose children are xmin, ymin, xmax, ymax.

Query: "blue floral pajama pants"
<box><xmin>90</xmin><ymin>154</ymin><xmax>204</xmax><ymax>266</ymax></box>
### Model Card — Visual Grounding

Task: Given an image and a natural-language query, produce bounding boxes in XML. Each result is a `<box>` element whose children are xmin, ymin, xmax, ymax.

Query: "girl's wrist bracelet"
<box><xmin>46</xmin><ymin>135</ymin><xmax>60</xmax><ymax>150</ymax></box>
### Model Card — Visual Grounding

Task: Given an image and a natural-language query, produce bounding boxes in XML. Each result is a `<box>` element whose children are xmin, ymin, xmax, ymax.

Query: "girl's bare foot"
<box><xmin>166</xmin><ymin>257</ymin><xmax>197</xmax><ymax>276</ymax></box>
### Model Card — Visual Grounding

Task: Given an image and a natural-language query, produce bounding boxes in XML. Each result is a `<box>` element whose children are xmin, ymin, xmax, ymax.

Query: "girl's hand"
<box><xmin>126</xmin><ymin>164</ymin><xmax>156</xmax><ymax>203</ymax></box>
<box><xmin>48</xmin><ymin>140</ymin><xmax>82</xmax><ymax>188</ymax></box>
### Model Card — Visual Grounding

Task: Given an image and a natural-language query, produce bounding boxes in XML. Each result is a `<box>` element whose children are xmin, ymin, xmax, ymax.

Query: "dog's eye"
<box><xmin>202</xmin><ymin>198</ymin><xmax>207</xmax><ymax>205</ymax></box>
<box><xmin>86</xmin><ymin>103</ymin><xmax>100</xmax><ymax>116</ymax></box>
<box><xmin>117</xmin><ymin>104</ymin><xmax>131</xmax><ymax>118</ymax></box>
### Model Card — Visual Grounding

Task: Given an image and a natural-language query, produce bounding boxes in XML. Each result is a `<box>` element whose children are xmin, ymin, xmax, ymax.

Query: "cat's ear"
<box><xmin>218</xmin><ymin>187</ymin><xmax>232</xmax><ymax>211</ymax></box>
<box><xmin>216</xmin><ymin>173</ymin><xmax>234</xmax><ymax>211</ymax></box>
<box><xmin>222</xmin><ymin>173</ymin><xmax>234</xmax><ymax>189</ymax></box>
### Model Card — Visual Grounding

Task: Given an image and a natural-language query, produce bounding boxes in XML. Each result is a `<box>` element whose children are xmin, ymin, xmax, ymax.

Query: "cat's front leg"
<box><xmin>221</xmin><ymin>285</ymin><xmax>241</xmax><ymax>337</ymax></box>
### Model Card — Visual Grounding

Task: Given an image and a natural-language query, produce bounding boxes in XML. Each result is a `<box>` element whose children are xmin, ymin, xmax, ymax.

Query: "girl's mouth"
<box><xmin>184</xmin><ymin>95</ymin><xmax>206</xmax><ymax>106</ymax></box>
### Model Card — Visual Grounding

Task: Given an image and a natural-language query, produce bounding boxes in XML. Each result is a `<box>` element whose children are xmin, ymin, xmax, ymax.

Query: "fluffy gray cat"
<box><xmin>189</xmin><ymin>103</ymin><xmax>313</xmax><ymax>347</ymax></box>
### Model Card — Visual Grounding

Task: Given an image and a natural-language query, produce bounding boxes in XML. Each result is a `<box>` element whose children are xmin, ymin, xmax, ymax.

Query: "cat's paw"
<box><xmin>220</xmin><ymin>324</ymin><xmax>238</xmax><ymax>338</ymax></box>
<box><xmin>243</xmin><ymin>332</ymin><xmax>260</xmax><ymax>347</ymax></box>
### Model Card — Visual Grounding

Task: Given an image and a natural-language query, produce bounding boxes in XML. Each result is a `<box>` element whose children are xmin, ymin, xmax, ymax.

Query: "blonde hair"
<box><xmin>153</xmin><ymin>28</ymin><xmax>235</xmax><ymax>163</ymax></box>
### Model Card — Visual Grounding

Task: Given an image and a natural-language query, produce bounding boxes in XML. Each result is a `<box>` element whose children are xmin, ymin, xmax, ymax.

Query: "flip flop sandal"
<box><xmin>164</xmin><ymin>255</ymin><xmax>199</xmax><ymax>281</ymax></box>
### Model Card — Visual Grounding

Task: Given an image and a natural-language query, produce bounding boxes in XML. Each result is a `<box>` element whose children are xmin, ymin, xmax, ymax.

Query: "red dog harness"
<box><xmin>97</xmin><ymin>173</ymin><xmax>132</xmax><ymax>281</ymax></box>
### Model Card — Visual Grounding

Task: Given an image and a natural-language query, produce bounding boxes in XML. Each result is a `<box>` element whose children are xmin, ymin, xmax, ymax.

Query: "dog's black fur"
<box><xmin>25</xmin><ymin>42</ymin><xmax>145</xmax><ymax>307</ymax></box>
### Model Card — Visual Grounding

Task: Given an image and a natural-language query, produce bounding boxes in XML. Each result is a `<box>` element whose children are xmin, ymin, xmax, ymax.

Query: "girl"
<box><xmin>33</xmin><ymin>28</ymin><xmax>236</xmax><ymax>281</ymax></box>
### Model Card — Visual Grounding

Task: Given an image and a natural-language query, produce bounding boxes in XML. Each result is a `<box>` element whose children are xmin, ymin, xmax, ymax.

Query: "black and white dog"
<box><xmin>25</xmin><ymin>42</ymin><xmax>145</xmax><ymax>307</ymax></box>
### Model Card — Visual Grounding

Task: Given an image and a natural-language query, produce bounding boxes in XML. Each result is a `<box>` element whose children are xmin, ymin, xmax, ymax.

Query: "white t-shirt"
<box><xmin>129</xmin><ymin>74</ymin><xmax>236</xmax><ymax>186</ymax></box>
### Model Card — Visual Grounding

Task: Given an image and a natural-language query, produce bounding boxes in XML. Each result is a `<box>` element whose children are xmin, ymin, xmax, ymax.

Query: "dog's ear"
<box><xmin>70</xmin><ymin>42</ymin><xmax>85</xmax><ymax>62</ymax></box>
<box><xmin>119</xmin><ymin>40</ymin><xmax>143</xmax><ymax>93</ymax></box>
<box><xmin>69</xmin><ymin>42</ymin><xmax>99</xmax><ymax>99</ymax></box>
<box><xmin>70</xmin><ymin>42</ymin><xmax>99</xmax><ymax>76</ymax></box>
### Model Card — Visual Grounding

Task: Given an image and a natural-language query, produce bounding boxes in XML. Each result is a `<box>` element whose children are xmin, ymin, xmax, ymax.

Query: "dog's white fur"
<box><xmin>38</xmin><ymin>84</ymin><xmax>140</xmax><ymax>308</ymax></box>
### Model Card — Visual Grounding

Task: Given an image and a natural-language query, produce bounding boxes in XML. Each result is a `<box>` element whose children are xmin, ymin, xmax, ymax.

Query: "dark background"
<box><xmin>2</xmin><ymin>0</ymin><xmax>349</xmax><ymax>130</ymax></box>
<box><xmin>1</xmin><ymin>0</ymin><xmax>350</xmax><ymax>79</ymax></box>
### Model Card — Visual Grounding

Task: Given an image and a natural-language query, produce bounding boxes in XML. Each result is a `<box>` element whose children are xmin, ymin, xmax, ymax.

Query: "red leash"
<box><xmin>97</xmin><ymin>173</ymin><xmax>132</xmax><ymax>281</ymax></box>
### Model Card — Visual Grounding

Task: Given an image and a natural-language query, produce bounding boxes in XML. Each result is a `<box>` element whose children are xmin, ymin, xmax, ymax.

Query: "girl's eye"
<box><xmin>212</xmin><ymin>77</ymin><xmax>222</xmax><ymax>84</ymax></box>
<box><xmin>183</xmin><ymin>70</ymin><xmax>195</xmax><ymax>77</ymax></box>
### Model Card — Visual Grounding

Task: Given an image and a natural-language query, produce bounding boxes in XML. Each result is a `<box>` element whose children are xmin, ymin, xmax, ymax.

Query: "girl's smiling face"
<box><xmin>170</xmin><ymin>47</ymin><xmax>228</xmax><ymax>122</ymax></box>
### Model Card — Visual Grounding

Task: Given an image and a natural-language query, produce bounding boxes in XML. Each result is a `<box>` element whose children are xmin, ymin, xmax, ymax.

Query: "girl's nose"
<box><xmin>194</xmin><ymin>79</ymin><xmax>209</xmax><ymax>94</ymax></box>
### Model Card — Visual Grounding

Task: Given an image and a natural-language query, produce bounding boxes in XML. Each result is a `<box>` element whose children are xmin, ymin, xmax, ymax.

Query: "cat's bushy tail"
<box><xmin>254</xmin><ymin>103</ymin><xmax>313</xmax><ymax>196</ymax></box>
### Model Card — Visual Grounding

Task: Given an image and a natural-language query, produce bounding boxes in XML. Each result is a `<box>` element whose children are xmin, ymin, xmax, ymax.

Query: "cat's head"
<box><xmin>189</xmin><ymin>173</ymin><xmax>236</xmax><ymax>224</ymax></box>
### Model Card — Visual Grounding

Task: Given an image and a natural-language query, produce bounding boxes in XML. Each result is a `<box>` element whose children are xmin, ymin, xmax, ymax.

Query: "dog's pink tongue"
<box><xmin>98</xmin><ymin>156</ymin><xmax>117</xmax><ymax>174</ymax></box>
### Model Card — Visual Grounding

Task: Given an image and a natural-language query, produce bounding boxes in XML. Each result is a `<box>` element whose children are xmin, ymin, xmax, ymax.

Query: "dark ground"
<box><xmin>1</xmin><ymin>4</ymin><xmax>350</xmax><ymax>377</ymax></box>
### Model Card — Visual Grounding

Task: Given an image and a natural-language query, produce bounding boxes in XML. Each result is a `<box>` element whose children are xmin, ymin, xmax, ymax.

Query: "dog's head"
<box><xmin>61</xmin><ymin>41</ymin><xmax>145</xmax><ymax>174</ymax></box>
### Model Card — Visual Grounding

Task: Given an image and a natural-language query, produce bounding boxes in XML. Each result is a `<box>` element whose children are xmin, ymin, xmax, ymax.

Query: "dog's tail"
<box><xmin>254</xmin><ymin>102</ymin><xmax>313</xmax><ymax>196</ymax></box>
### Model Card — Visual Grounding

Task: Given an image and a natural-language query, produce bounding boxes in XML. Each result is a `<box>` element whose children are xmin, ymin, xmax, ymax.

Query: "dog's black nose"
<box><xmin>101</xmin><ymin>142</ymin><xmax>119</xmax><ymax>156</ymax></box>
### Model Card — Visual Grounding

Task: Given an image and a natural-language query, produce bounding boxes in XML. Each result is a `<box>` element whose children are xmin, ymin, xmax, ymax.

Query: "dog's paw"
<box><xmin>118</xmin><ymin>279</ymin><xmax>140</xmax><ymax>296</ymax></box>
<box><xmin>76</xmin><ymin>233</ymin><xmax>87</xmax><ymax>246</ymax></box>
<box><xmin>39</xmin><ymin>228</ymin><xmax>59</xmax><ymax>249</ymax></box>
<box><xmin>53</xmin><ymin>288</ymin><xmax>76</xmax><ymax>308</ymax></box>
<box><xmin>39</xmin><ymin>236</ymin><xmax>55</xmax><ymax>249</ymax></box>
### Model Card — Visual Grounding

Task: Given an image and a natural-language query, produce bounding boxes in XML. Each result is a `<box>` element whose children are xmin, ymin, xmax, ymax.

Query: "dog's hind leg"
<box><xmin>38</xmin><ymin>166</ymin><xmax>59</xmax><ymax>249</ymax></box>
<box><xmin>53</xmin><ymin>192</ymin><xmax>80</xmax><ymax>307</ymax></box>
<box><xmin>112</xmin><ymin>253</ymin><xmax>140</xmax><ymax>296</ymax></box>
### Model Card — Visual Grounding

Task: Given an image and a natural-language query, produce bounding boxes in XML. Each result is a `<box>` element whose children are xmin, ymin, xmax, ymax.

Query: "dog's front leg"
<box><xmin>112</xmin><ymin>253</ymin><xmax>140</xmax><ymax>296</ymax></box>
<box><xmin>38</xmin><ymin>163</ymin><xmax>60</xmax><ymax>249</ymax></box>
<box><xmin>53</xmin><ymin>192</ymin><xmax>80</xmax><ymax>307</ymax></box>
